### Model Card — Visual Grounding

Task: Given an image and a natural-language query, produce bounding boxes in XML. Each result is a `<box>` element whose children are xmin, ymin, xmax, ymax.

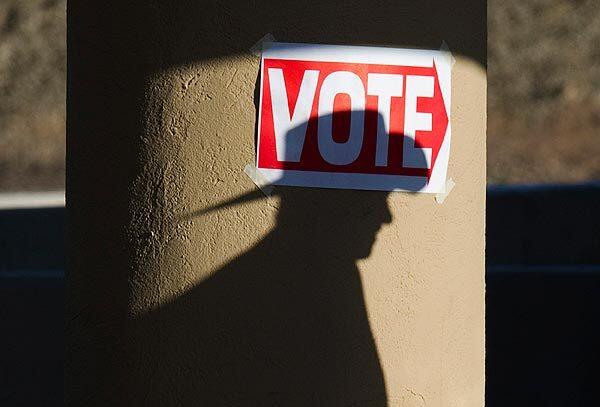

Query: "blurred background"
<box><xmin>0</xmin><ymin>0</ymin><xmax>65</xmax><ymax>192</ymax></box>
<box><xmin>0</xmin><ymin>0</ymin><xmax>598</xmax><ymax>406</ymax></box>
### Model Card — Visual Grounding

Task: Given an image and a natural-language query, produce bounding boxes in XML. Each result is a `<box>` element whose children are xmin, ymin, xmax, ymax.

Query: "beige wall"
<box><xmin>67</xmin><ymin>1</ymin><xmax>486</xmax><ymax>406</ymax></box>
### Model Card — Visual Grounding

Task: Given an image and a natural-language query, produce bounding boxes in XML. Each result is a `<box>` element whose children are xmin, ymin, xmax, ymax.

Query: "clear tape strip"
<box><xmin>439</xmin><ymin>40</ymin><xmax>456</xmax><ymax>67</ymax></box>
<box><xmin>435</xmin><ymin>178</ymin><xmax>455</xmax><ymax>204</ymax></box>
<box><xmin>244</xmin><ymin>164</ymin><xmax>274</xmax><ymax>196</ymax></box>
<box><xmin>250</xmin><ymin>33</ymin><xmax>276</xmax><ymax>56</ymax></box>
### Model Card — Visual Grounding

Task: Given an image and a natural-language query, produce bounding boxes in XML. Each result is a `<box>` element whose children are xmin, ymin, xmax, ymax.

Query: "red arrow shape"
<box><xmin>413</xmin><ymin>61</ymin><xmax>449</xmax><ymax>177</ymax></box>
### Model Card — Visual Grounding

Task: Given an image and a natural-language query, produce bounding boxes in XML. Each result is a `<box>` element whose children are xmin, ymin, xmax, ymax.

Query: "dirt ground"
<box><xmin>0</xmin><ymin>0</ymin><xmax>598</xmax><ymax>191</ymax></box>
<box><xmin>0</xmin><ymin>0</ymin><xmax>65</xmax><ymax>191</ymax></box>
<box><xmin>487</xmin><ymin>0</ymin><xmax>600</xmax><ymax>184</ymax></box>
<box><xmin>487</xmin><ymin>105</ymin><xmax>600</xmax><ymax>184</ymax></box>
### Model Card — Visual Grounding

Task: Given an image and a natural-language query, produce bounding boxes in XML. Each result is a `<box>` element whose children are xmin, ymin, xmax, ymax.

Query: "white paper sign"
<box><xmin>256</xmin><ymin>42</ymin><xmax>452</xmax><ymax>193</ymax></box>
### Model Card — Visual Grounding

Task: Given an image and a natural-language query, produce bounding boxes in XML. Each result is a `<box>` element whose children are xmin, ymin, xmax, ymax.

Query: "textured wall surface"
<box><xmin>67</xmin><ymin>1</ymin><xmax>486</xmax><ymax>406</ymax></box>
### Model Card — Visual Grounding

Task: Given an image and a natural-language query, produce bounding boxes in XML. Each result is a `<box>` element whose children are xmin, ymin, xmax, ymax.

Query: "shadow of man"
<box><xmin>133</xmin><ymin>111</ymin><xmax>427</xmax><ymax>406</ymax></box>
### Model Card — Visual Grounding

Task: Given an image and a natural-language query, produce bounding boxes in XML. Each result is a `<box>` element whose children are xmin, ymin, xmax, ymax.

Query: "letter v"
<box><xmin>268</xmin><ymin>68</ymin><xmax>319</xmax><ymax>162</ymax></box>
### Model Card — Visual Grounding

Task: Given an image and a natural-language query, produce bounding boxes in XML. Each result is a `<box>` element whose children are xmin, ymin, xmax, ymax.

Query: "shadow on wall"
<box><xmin>68</xmin><ymin>1</ymin><xmax>484</xmax><ymax>405</ymax></box>
<box><xmin>132</xmin><ymin>111</ymin><xmax>427</xmax><ymax>406</ymax></box>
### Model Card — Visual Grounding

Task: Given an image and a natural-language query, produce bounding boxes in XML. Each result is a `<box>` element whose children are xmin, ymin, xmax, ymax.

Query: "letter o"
<box><xmin>317</xmin><ymin>71</ymin><xmax>365</xmax><ymax>165</ymax></box>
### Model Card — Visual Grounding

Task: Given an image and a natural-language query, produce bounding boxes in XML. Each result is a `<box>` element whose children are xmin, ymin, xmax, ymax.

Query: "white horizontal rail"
<box><xmin>0</xmin><ymin>191</ymin><xmax>65</xmax><ymax>210</ymax></box>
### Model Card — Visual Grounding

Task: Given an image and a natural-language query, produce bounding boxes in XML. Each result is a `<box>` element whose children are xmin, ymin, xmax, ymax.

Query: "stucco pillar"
<box><xmin>67</xmin><ymin>1</ymin><xmax>486</xmax><ymax>406</ymax></box>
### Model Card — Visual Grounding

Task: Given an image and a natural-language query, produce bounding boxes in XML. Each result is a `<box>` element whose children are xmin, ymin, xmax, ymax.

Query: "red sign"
<box><xmin>256</xmin><ymin>43</ymin><xmax>452</xmax><ymax>193</ymax></box>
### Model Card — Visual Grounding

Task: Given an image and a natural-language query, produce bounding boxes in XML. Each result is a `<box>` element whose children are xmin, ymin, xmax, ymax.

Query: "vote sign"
<box><xmin>256</xmin><ymin>42</ymin><xmax>452</xmax><ymax>193</ymax></box>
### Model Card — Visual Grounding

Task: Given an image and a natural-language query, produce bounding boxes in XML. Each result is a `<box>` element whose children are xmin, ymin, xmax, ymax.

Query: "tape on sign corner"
<box><xmin>249</xmin><ymin>33</ymin><xmax>277</xmax><ymax>57</ymax></box>
<box><xmin>439</xmin><ymin>40</ymin><xmax>456</xmax><ymax>67</ymax></box>
<box><xmin>435</xmin><ymin>178</ymin><xmax>456</xmax><ymax>204</ymax></box>
<box><xmin>244</xmin><ymin>164</ymin><xmax>274</xmax><ymax>197</ymax></box>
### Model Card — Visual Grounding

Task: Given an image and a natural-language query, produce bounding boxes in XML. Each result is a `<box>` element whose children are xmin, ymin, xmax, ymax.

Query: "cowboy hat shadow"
<box><xmin>133</xmin><ymin>109</ymin><xmax>427</xmax><ymax>406</ymax></box>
